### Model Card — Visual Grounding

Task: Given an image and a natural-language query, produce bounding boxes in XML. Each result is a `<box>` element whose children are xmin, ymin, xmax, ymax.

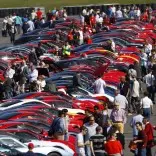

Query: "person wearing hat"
<box><xmin>90</xmin><ymin>126</ymin><xmax>106</xmax><ymax>156</ymax></box>
<box><xmin>24</xmin><ymin>143</ymin><xmax>36</xmax><ymax>156</ymax></box>
<box><xmin>110</xmin><ymin>103</ymin><xmax>127</xmax><ymax>134</ymax></box>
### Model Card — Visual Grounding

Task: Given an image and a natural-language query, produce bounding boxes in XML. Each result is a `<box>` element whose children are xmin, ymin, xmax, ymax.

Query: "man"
<box><xmin>115</xmin><ymin>8</ymin><xmax>123</xmax><ymax>19</ymax></box>
<box><xmin>15</xmin><ymin>14</ymin><xmax>22</xmax><ymax>34</ymax></box>
<box><xmin>19</xmin><ymin>60</ymin><xmax>29</xmax><ymax>93</ymax></box>
<box><xmin>24</xmin><ymin>143</ymin><xmax>36</xmax><ymax>156</ymax></box>
<box><xmin>36</xmin><ymin>8</ymin><xmax>42</xmax><ymax>20</ymax></box>
<box><xmin>62</xmin><ymin>42</ymin><xmax>71</xmax><ymax>57</ymax></box>
<box><xmin>114</xmin><ymin>89</ymin><xmax>128</xmax><ymax>110</ymax></box>
<box><xmin>27</xmin><ymin>19</ymin><xmax>35</xmax><ymax>32</ymax></box>
<box><xmin>28</xmin><ymin>65</ymin><xmax>38</xmax><ymax>83</ymax></box>
<box><xmin>93</xmin><ymin>106</ymin><xmax>103</xmax><ymax>127</ymax></box>
<box><xmin>143</xmin><ymin>70</ymin><xmax>155</xmax><ymax>103</ymax></box>
<box><xmin>119</xmin><ymin>76</ymin><xmax>130</xmax><ymax>98</ymax></box>
<box><xmin>62</xmin><ymin>109</ymin><xmax>70</xmax><ymax>141</ymax></box>
<box><xmin>143</xmin><ymin>118</ymin><xmax>154</xmax><ymax>156</ymax></box>
<box><xmin>83</xmin><ymin>109</ymin><xmax>92</xmax><ymax>124</ymax></box>
<box><xmin>140</xmin><ymin>92</ymin><xmax>153</xmax><ymax>119</ymax></box>
<box><xmin>131</xmin><ymin>76</ymin><xmax>140</xmax><ymax>113</ymax></box>
<box><xmin>93</xmin><ymin>76</ymin><xmax>106</xmax><ymax>94</ymax></box>
<box><xmin>133</xmin><ymin>122</ymin><xmax>147</xmax><ymax>156</ymax></box>
<box><xmin>49</xmin><ymin>110</ymin><xmax>65</xmax><ymax>140</ymax></box>
<box><xmin>3</xmin><ymin>74</ymin><xmax>13</xmax><ymax>99</ymax></box>
<box><xmin>104</xmin><ymin>132</ymin><xmax>123</xmax><ymax>156</ymax></box>
<box><xmin>110</xmin><ymin>103</ymin><xmax>127</xmax><ymax>134</ymax></box>
<box><xmin>90</xmin><ymin>126</ymin><xmax>106</xmax><ymax>156</ymax></box>
<box><xmin>31</xmin><ymin>10</ymin><xmax>37</xmax><ymax>20</ymax></box>
<box><xmin>76</xmin><ymin>126</ymin><xmax>88</xmax><ymax>156</ymax></box>
<box><xmin>84</xmin><ymin>116</ymin><xmax>98</xmax><ymax>156</ymax></box>
<box><xmin>130</xmin><ymin>109</ymin><xmax>144</xmax><ymax>137</ymax></box>
<box><xmin>144</xmin><ymin>41</ymin><xmax>152</xmax><ymax>57</ymax></box>
<box><xmin>5</xmin><ymin>64</ymin><xmax>15</xmax><ymax>79</ymax></box>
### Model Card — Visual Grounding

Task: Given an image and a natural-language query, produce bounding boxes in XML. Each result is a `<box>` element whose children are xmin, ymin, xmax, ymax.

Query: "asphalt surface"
<box><xmin>0</xmin><ymin>18</ymin><xmax>156</xmax><ymax>155</ymax></box>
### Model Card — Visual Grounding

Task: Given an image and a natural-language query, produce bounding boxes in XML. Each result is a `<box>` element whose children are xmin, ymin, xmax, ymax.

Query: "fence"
<box><xmin>63</xmin><ymin>3</ymin><xmax>156</xmax><ymax>15</ymax></box>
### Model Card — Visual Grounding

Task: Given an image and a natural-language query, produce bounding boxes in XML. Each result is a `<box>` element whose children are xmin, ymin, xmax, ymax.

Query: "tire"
<box><xmin>47</xmin><ymin>152</ymin><xmax>62</xmax><ymax>156</ymax></box>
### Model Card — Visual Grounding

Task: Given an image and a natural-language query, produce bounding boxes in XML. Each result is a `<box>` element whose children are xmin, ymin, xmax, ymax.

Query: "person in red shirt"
<box><xmin>104</xmin><ymin>132</ymin><xmax>123</xmax><ymax>156</ymax></box>
<box><xmin>133</xmin><ymin>122</ymin><xmax>147</xmax><ymax>156</ymax></box>
<box><xmin>143</xmin><ymin>118</ymin><xmax>154</xmax><ymax>156</ymax></box>
<box><xmin>67</xmin><ymin>29</ymin><xmax>74</xmax><ymax>45</ymax></box>
<box><xmin>86</xmin><ymin>36</ymin><xmax>92</xmax><ymax>44</ymax></box>
<box><xmin>36</xmin><ymin>8</ymin><xmax>42</xmax><ymax>20</ymax></box>
<box><xmin>89</xmin><ymin>14</ymin><xmax>96</xmax><ymax>28</ymax></box>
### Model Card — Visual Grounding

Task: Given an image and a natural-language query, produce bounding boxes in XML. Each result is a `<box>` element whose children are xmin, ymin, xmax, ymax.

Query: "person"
<box><xmin>78</xmin><ymin>28</ymin><xmax>84</xmax><ymax>45</ymax></box>
<box><xmin>19</xmin><ymin>60</ymin><xmax>29</xmax><ymax>93</ymax></box>
<box><xmin>83</xmin><ymin>109</ymin><xmax>92</xmax><ymax>124</ymax></box>
<box><xmin>142</xmin><ymin>118</ymin><xmax>154</xmax><ymax>156</ymax></box>
<box><xmin>93</xmin><ymin>106</ymin><xmax>103</xmax><ymax>127</ymax></box>
<box><xmin>62</xmin><ymin>42</ymin><xmax>71</xmax><ymax>57</ymax></box>
<box><xmin>22</xmin><ymin>21</ymin><xmax>29</xmax><ymax>34</ymax></box>
<box><xmin>28</xmin><ymin>65</ymin><xmax>38</xmax><ymax>83</ymax></box>
<box><xmin>49</xmin><ymin>110</ymin><xmax>65</xmax><ymax>140</ymax></box>
<box><xmin>102</xmin><ymin>103</ymin><xmax>111</xmax><ymax>127</ymax></box>
<box><xmin>119</xmin><ymin>76</ymin><xmax>130</xmax><ymax>97</ymax></box>
<box><xmin>27</xmin><ymin>18</ymin><xmax>35</xmax><ymax>32</ymax></box>
<box><xmin>3</xmin><ymin>74</ymin><xmax>13</xmax><ymax>99</ymax></box>
<box><xmin>36</xmin><ymin>8</ymin><xmax>42</xmax><ymax>20</ymax></box>
<box><xmin>109</xmin><ymin>126</ymin><xmax>125</xmax><ymax>149</ymax></box>
<box><xmin>131</xmin><ymin>76</ymin><xmax>140</xmax><ymax>113</ymax></box>
<box><xmin>84</xmin><ymin>116</ymin><xmax>98</xmax><ymax>156</ymax></box>
<box><xmin>29</xmin><ymin>47</ymin><xmax>38</xmax><ymax>65</ymax></box>
<box><xmin>110</xmin><ymin>39</ymin><xmax>116</xmax><ymax>52</ymax></box>
<box><xmin>130</xmin><ymin>109</ymin><xmax>144</xmax><ymax>137</ymax></box>
<box><xmin>62</xmin><ymin>109</ymin><xmax>70</xmax><ymax>141</ymax></box>
<box><xmin>93</xmin><ymin>76</ymin><xmax>106</xmax><ymax>94</ymax></box>
<box><xmin>144</xmin><ymin>41</ymin><xmax>152</xmax><ymax>57</ymax></box>
<box><xmin>115</xmin><ymin>7</ymin><xmax>123</xmax><ymax>19</ymax></box>
<box><xmin>110</xmin><ymin>103</ymin><xmax>127</xmax><ymax>134</ymax></box>
<box><xmin>73</xmin><ymin>73</ymin><xmax>83</xmax><ymax>88</ymax></box>
<box><xmin>133</xmin><ymin>122</ymin><xmax>147</xmax><ymax>156</ymax></box>
<box><xmin>89</xmin><ymin>14</ymin><xmax>96</xmax><ymax>28</ymax></box>
<box><xmin>24</xmin><ymin>143</ymin><xmax>36</xmax><ymax>156</ymax></box>
<box><xmin>37</xmin><ymin>75</ymin><xmax>46</xmax><ymax>92</ymax></box>
<box><xmin>76</xmin><ymin>126</ymin><xmax>88</xmax><ymax>156</ymax></box>
<box><xmin>10</xmin><ymin>22</ymin><xmax>17</xmax><ymax>43</ymax></box>
<box><xmin>104</xmin><ymin>132</ymin><xmax>123</xmax><ymax>156</ymax></box>
<box><xmin>5</xmin><ymin>64</ymin><xmax>15</xmax><ymax>79</ymax></box>
<box><xmin>15</xmin><ymin>14</ymin><xmax>22</xmax><ymax>34</ymax></box>
<box><xmin>140</xmin><ymin>92</ymin><xmax>153</xmax><ymax>119</ymax></box>
<box><xmin>114</xmin><ymin>89</ymin><xmax>128</xmax><ymax>110</ymax></box>
<box><xmin>90</xmin><ymin>126</ymin><xmax>106</xmax><ymax>156</ymax></box>
<box><xmin>143</xmin><ymin>70</ymin><xmax>155</xmax><ymax>103</ymax></box>
<box><xmin>31</xmin><ymin>10</ymin><xmax>37</xmax><ymax>20</ymax></box>
<box><xmin>103</xmin><ymin>119</ymin><xmax>113</xmax><ymax>137</ymax></box>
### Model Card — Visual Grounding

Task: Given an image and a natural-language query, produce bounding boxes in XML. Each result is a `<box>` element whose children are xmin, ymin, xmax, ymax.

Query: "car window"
<box><xmin>14</xmin><ymin>132</ymin><xmax>38</xmax><ymax>141</ymax></box>
<box><xmin>0</xmin><ymin>112</ymin><xmax>18</xmax><ymax>120</ymax></box>
<box><xmin>0</xmin><ymin>101</ymin><xmax>21</xmax><ymax>108</ymax></box>
<box><xmin>0</xmin><ymin>138</ymin><xmax>24</xmax><ymax>148</ymax></box>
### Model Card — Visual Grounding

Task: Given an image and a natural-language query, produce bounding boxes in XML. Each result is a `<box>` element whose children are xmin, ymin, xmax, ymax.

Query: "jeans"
<box><xmin>138</xmin><ymin>148</ymin><xmax>146</xmax><ymax>156</ymax></box>
<box><xmin>143</xmin><ymin>108</ymin><xmax>151</xmax><ymax>119</ymax></box>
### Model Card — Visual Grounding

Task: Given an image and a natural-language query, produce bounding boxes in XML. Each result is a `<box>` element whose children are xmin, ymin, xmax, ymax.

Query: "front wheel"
<box><xmin>47</xmin><ymin>152</ymin><xmax>62</xmax><ymax>156</ymax></box>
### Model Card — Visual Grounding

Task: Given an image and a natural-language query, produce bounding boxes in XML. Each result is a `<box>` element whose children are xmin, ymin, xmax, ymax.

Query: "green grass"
<box><xmin>0</xmin><ymin>0</ymin><xmax>155</xmax><ymax>10</ymax></box>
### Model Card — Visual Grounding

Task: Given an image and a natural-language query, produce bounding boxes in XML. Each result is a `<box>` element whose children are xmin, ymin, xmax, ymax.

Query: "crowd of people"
<box><xmin>0</xmin><ymin>4</ymin><xmax>156</xmax><ymax>156</ymax></box>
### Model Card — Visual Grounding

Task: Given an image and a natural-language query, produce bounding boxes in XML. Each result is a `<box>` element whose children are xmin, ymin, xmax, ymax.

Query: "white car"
<box><xmin>0</xmin><ymin>135</ymin><xmax>74</xmax><ymax>156</ymax></box>
<box><xmin>0</xmin><ymin>99</ymin><xmax>51</xmax><ymax>111</ymax></box>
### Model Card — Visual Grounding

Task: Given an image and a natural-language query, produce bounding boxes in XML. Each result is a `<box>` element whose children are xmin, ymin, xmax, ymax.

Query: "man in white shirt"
<box><xmin>93</xmin><ymin>77</ymin><xmax>106</xmax><ymax>94</ymax></box>
<box><xmin>115</xmin><ymin>8</ymin><xmax>123</xmax><ymax>19</ymax></box>
<box><xmin>143</xmin><ymin>70</ymin><xmax>155</xmax><ymax>103</ymax></box>
<box><xmin>31</xmin><ymin>10</ymin><xmax>37</xmax><ymax>20</ymax></box>
<box><xmin>27</xmin><ymin>19</ymin><xmax>35</xmax><ymax>32</ymax></box>
<box><xmin>144</xmin><ymin>42</ymin><xmax>152</xmax><ymax>56</ymax></box>
<box><xmin>28</xmin><ymin>65</ymin><xmax>38</xmax><ymax>83</ymax></box>
<box><xmin>140</xmin><ymin>91</ymin><xmax>153</xmax><ymax>119</ymax></box>
<box><xmin>114</xmin><ymin>89</ymin><xmax>128</xmax><ymax>110</ymax></box>
<box><xmin>5</xmin><ymin>65</ymin><xmax>15</xmax><ymax>79</ymax></box>
<box><xmin>131</xmin><ymin>76</ymin><xmax>140</xmax><ymax>113</ymax></box>
<box><xmin>78</xmin><ymin>29</ymin><xmax>84</xmax><ymax>45</ymax></box>
<box><xmin>130</xmin><ymin>109</ymin><xmax>144</xmax><ymax>137</ymax></box>
<box><xmin>76</xmin><ymin>126</ymin><xmax>88</xmax><ymax>156</ymax></box>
